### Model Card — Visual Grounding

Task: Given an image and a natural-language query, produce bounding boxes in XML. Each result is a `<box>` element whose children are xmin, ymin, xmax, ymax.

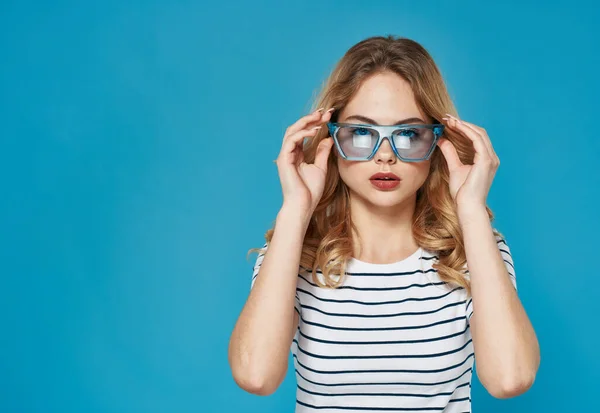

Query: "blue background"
<box><xmin>1</xmin><ymin>0</ymin><xmax>598</xmax><ymax>412</ymax></box>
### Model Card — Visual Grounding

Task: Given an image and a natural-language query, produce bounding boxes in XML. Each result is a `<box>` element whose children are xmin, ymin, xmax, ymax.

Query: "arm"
<box><xmin>228</xmin><ymin>205</ymin><xmax>308</xmax><ymax>396</ymax></box>
<box><xmin>459</xmin><ymin>205</ymin><xmax>540</xmax><ymax>399</ymax></box>
<box><xmin>437</xmin><ymin>114</ymin><xmax>540</xmax><ymax>398</ymax></box>
<box><xmin>229</xmin><ymin>107</ymin><xmax>333</xmax><ymax>395</ymax></box>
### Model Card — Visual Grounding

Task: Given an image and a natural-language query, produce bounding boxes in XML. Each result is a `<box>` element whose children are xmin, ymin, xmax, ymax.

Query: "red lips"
<box><xmin>369</xmin><ymin>172</ymin><xmax>401</xmax><ymax>181</ymax></box>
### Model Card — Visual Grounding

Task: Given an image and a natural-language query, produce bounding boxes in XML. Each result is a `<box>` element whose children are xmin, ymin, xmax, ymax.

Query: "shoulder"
<box><xmin>493</xmin><ymin>229</ymin><xmax>514</xmax><ymax>257</ymax></box>
<box><xmin>251</xmin><ymin>242</ymin><xmax>268</xmax><ymax>272</ymax></box>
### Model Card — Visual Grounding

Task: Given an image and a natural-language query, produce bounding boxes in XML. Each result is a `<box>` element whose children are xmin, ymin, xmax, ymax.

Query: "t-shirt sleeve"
<box><xmin>250</xmin><ymin>242</ymin><xmax>302</xmax><ymax>317</ymax></box>
<box><xmin>465</xmin><ymin>233</ymin><xmax>517</xmax><ymax>322</ymax></box>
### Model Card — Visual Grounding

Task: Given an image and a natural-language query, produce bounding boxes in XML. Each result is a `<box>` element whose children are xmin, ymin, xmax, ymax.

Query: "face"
<box><xmin>335</xmin><ymin>71</ymin><xmax>434</xmax><ymax>210</ymax></box>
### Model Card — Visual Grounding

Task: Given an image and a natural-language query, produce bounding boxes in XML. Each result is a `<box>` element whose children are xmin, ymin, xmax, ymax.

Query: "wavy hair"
<box><xmin>249</xmin><ymin>35</ymin><xmax>502</xmax><ymax>297</ymax></box>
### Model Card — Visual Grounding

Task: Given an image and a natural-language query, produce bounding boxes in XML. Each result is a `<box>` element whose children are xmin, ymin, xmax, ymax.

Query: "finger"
<box><xmin>285</xmin><ymin>107</ymin><xmax>332</xmax><ymax>138</ymax></box>
<box><xmin>442</xmin><ymin>118</ymin><xmax>492</xmax><ymax>164</ymax></box>
<box><xmin>283</xmin><ymin>110</ymin><xmax>322</xmax><ymax>139</ymax></box>
<box><xmin>444</xmin><ymin>115</ymin><xmax>495</xmax><ymax>160</ymax></box>
<box><xmin>457</xmin><ymin>119</ymin><xmax>499</xmax><ymax>162</ymax></box>
<box><xmin>314</xmin><ymin>137</ymin><xmax>334</xmax><ymax>171</ymax></box>
<box><xmin>280</xmin><ymin>126</ymin><xmax>322</xmax><ymax>162</ymax></box>
<box><xmin>436</xmin><ymin>138</ymin><xmax>463</xmax><ymax>170</ymax></box>
<box><xmin>292</xmin><ymin>142</ymin><xmax>304</xmax><ymax>167</ymax></box>
<box><xmin>319</xmin><ymin>107</ymin><xmax>336</xmax><ymax>125</ymax></box>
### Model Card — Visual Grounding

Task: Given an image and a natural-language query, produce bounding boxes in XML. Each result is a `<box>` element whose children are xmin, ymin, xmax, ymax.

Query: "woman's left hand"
<box><xmin>436</xmin><ymin>114</ymin><xmax>500</xmax><ymax>209</ymax></box>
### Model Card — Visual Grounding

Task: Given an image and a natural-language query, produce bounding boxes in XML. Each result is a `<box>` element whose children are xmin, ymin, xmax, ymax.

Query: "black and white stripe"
<box><xmin>249</xmin><ymin>232</ymin><xmax>517</xmax><ymax>412</ymax></box>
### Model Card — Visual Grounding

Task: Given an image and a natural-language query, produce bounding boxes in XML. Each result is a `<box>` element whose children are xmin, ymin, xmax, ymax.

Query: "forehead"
<box><xmin>340</xmin><ymin>71</ymin><xmax>426</xmax><ymax>123</ymax></box>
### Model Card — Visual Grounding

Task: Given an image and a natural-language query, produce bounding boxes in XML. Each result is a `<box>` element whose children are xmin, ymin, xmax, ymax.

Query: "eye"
<box><xmin>351</xmin><ymin>127</ymin><xmax>371</xmax><ymax>136</ymax></box>
<box><xmin>397</xmin><ymin>128</ymin><xmax>418</xmax><ymax>138</ymax></box>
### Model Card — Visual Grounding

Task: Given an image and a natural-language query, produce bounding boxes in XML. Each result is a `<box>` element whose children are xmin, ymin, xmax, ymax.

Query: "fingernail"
<box><xmin>315</xmin><ymin>107</ymin><xmax>325</xmax><ymax>113</ymax></box>
<box><xmin>326</xmin><ymin>108</ymin><xmax>335</xmax><ymax>113</ymax></box>
<box><xmin>313</xmin><ymin>126</ymin><xmax>322</xmax><ymax>130</ymax></box>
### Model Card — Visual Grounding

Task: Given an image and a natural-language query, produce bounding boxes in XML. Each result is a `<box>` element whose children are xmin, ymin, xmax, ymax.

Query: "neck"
<box><xmin>349</xmin><ymin>191</ymin><xmax>419</xmax><ymax>264</ymax></box>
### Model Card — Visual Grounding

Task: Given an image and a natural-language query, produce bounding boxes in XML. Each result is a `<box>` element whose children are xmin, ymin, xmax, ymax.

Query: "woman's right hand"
<box><xmin>276</xmin><ymin>107</ymin><xmax>336</xmax><ymax>215</ymax></box>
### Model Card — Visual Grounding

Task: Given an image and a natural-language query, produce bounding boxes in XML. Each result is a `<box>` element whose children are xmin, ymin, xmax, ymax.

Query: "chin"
<box><xmin>370</xmin><ymin>196</ymin><xmax>410</xmax><ymax>209</ymax></box>
<box><xmin>358</xmin><ymin>187</ymin><xmax>412</xmax><ymax>209</ymax></box>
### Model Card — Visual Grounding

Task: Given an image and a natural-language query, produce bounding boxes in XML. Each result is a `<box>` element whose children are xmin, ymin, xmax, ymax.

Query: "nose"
<box><xmin>374</xmin><ymin>137</ymin><xmax>397</xmax><ymax>164</ymax></box>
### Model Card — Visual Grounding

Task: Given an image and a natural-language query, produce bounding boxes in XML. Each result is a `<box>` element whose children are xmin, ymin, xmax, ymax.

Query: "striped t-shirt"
<box><xmin>250</xmin><ymin>233</ymin><xmax>517</xmax><ymax>412</ymax></box>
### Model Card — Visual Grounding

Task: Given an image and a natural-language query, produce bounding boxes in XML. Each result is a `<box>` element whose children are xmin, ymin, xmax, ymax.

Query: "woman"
<box><xmin>228</xmin><ymin>35</ymin><xmax>540</xmax><ymax>412</ymax></box>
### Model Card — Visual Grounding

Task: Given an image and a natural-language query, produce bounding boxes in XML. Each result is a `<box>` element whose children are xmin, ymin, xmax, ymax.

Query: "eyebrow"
<box><xmin>342</xmin><ymin>115</ymin><xmax>427</xmax><ymax>125</ymax></box>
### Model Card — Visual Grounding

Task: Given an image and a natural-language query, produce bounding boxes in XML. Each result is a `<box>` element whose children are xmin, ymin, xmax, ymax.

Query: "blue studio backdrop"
<box><xmin>1</xmin><ymin>0</ymin><xmax>598</xmax><ymax>412</ymax></box>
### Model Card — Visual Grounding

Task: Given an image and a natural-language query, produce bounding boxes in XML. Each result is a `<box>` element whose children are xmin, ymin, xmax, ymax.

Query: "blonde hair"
<box><xmin>249</xmin><ymin>35</ymin><xmax>502</xmax><ymax>297</ymax></box>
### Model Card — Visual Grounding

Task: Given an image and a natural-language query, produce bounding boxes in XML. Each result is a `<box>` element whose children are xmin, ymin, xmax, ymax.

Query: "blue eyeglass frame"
<box><xmin>326</xmin><ymin>122</ymin><xmax>445</xmax><ymax>162</ymax></box>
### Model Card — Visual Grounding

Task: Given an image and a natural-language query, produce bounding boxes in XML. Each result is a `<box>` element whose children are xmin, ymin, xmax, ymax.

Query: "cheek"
<box><xmin>336</xmin><ymin>159</ymin><xmax>365</xmax><ymax>187</ymax></box>
<box><xmin>405</xmin><ymin>161</ymin><xmax>431</xmax><ymax>187</ymax></box>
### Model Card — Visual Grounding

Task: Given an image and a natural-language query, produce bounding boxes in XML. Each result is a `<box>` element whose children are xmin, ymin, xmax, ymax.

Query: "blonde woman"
<box><xmin>228</xmin><ymin>35</ymin><xmax>540</xmax><ymax>412</ymax></box>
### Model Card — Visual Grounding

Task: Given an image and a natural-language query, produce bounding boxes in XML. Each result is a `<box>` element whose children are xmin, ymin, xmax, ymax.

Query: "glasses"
<box><xmin>326</xmin><ymin>122</ymin><xmax>445</xmax><ymax>162</ymax></box>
